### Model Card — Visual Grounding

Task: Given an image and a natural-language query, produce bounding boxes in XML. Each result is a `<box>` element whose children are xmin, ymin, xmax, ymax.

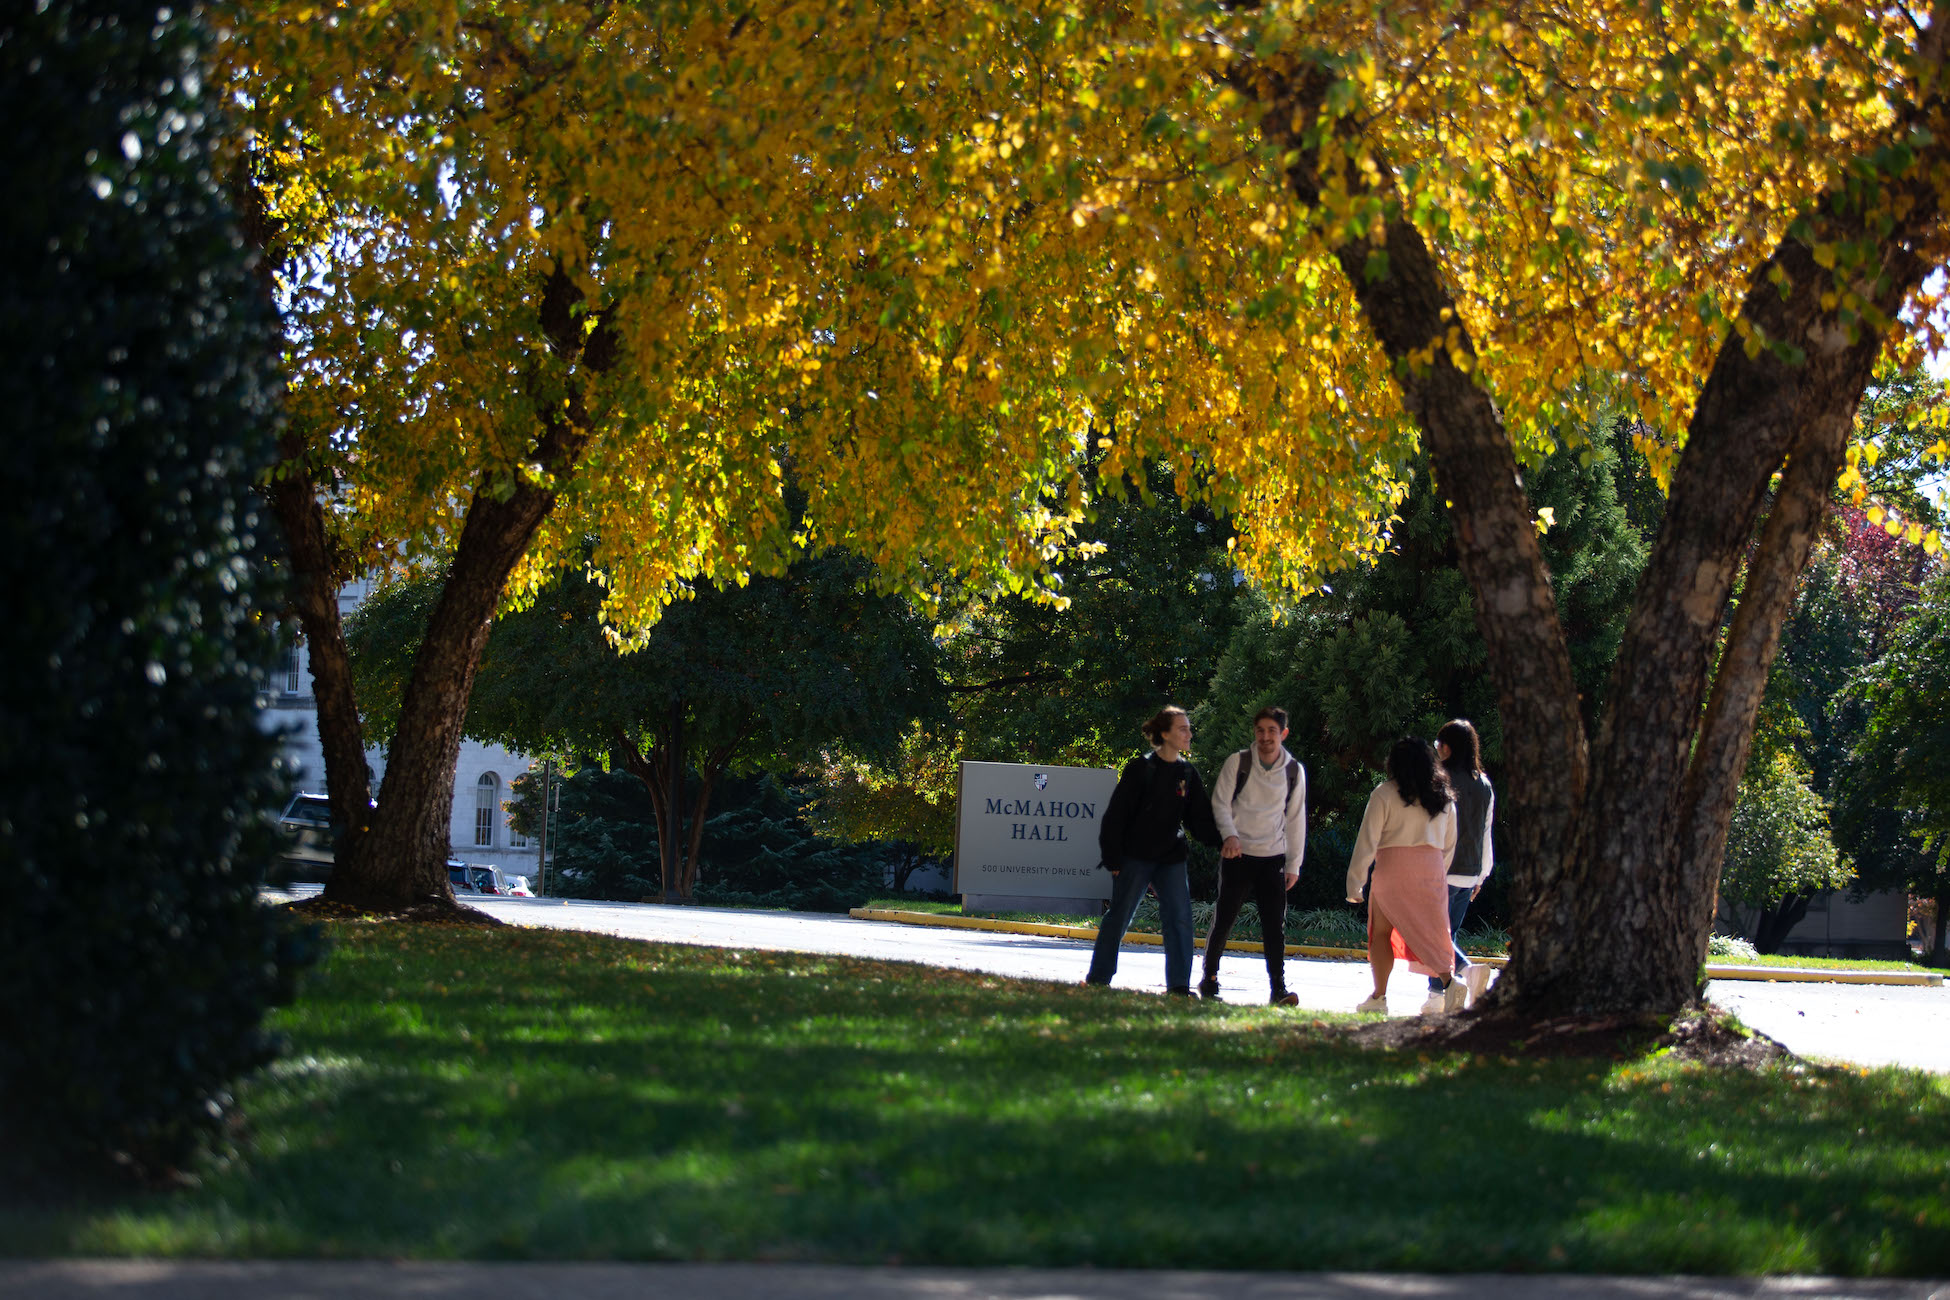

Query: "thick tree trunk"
<box><xmin>322</xmin><ymin>264</ymin><xmax>615</xmax><ymax>910</ymax></box>
<box><xmin>325</xmin><ymin>471</ymin><xmax>573</xmax><ymax>908</ymax></box>
<box><xmin>1751</xmin><ymin>896</ymin><xmax>1813</xmax><ymax>956</ymax></box>
<box><xmin>1244</xmin><ymin>25</ymin><xmax>1948</xmax><ymax>1017</ymax></box>
<box><xmin>1932</xmin><ymin>890</ymin><xmax>1950</xmax><ymax>968</ymax></box>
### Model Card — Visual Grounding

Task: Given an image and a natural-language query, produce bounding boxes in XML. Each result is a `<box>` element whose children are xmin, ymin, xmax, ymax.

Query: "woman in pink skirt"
<box><xmin>1345</xmin><ymin>738</ymin><xmax>1461</xmax><ymax>1015</ymax></box>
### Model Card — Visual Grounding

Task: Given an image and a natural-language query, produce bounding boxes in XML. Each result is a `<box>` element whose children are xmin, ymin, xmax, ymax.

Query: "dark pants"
<box><xmin>1201</xmin><ymin>854</ymin><xmax>1290</xmax><ymax>992</ymax></box>
<box><xmin>1429</xmin><ymin>884</ymin><xmax>1475</xmax><ymax>992</ymax></box>
<box><xmin>1086</xmin><ymin>855</ymin><xmax>1194</xmax><ymax>991</ymax></box>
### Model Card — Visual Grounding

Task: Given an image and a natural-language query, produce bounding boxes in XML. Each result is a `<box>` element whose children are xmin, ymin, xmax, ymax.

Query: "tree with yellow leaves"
<box><xmin>220</xmin><ymin>0</ymin><xmax>1950</xmax><ymax>1018</ymax></box>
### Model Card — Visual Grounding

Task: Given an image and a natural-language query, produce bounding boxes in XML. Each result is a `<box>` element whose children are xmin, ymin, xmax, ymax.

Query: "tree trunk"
<box><xmin>325</xmin><ymin>473</ymin><xmax>569</xmax><ymax>908</ymax></box>
<box><xmin>676</xmin><ymin>726</ymin><xmax>751</xmax><ymax>898</ymax></box>
<box><xmin>679</xmin><ymin>766</ymin><xmax>715</xmax><ymax>899</ymax></box>
<box><xmin>1750</xmin><ymin>895</ymin><xmax>1814</xmax><ymax>955</ymax></box>
<box><xmin>613</xmin><ymin>735</ymin><xmax>672</xmax><ymax>896</ymax></box>
<box><xmin>322</xmin><ymin>264</ymin><xmax>615</xmax><ymax>911</ymax></box>
<box><xmin>263</xmin><ymin>454</ymin><xmax>374</xmax><ymax>851</ymax></box>
<box><xmin>616</xmin><ymin>721</ymin><xmax>749</xmax><ymax>901</ymax></box>
<box><xmin>1243</xmin><ymin>30</ymin><xmax>1947</xmax><ymax>1018</ymax></box>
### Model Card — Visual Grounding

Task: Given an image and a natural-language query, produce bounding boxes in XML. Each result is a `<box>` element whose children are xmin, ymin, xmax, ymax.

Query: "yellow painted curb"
<box><xmin>848</xmin><ymin>908</ymin><xmax>1943</xmax><ymax>986</ymax></box>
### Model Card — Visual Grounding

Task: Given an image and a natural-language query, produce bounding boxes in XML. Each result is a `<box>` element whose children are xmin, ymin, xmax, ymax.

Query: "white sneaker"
<box><xmin>1443</xmin><ymin>977</ymin><xmax>1470</xmax><ymax>1013</ymax></box>
<box><xmin>1419</xmin><ymin>993</ymin><xmax>1446</xmax><ymax>1016</ymax></box>
<box><xmin>1464</xmin><ymin>964</ymin><xmax>1494</xmax><ymax>1001</ymax></box>
<box><xmin>1355</xmin><ymin>994</ymin><xmax>1389</xmax><ymax>1014</ymax></box>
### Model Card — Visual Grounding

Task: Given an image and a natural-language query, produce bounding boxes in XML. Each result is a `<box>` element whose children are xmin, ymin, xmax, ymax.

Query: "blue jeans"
<box><xmin>1429</xmin><ymin>884</ymin><xmax>1475</xmax><ymax>992</ymax></box>
<box><xmin>1086</xmin><ymin>855</ymin><xmax>1195</xmax><ymax>991</ymax></box>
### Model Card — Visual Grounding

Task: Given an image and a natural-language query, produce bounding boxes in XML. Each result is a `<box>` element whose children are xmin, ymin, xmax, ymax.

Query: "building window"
<box><xmin>475</xmin><ymin>773</ymin><xmax>499</xmax><ymax>847</ymax></box>
<box><xmin>509</xmin><ymin>819</ymin><xmax>528</xmax><ymax>849</ymax></box>
<box><xmin>283</xmin><ymin>644</ymin><xmax>303</xmax><ymax>695</ymax></box>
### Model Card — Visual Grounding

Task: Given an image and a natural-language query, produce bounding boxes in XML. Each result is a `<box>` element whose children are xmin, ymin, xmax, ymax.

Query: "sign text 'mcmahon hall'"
<box><xmin>985</xmin><ymin>796</ymin><xmax>1098</xmax><ymax>842</ymax></box>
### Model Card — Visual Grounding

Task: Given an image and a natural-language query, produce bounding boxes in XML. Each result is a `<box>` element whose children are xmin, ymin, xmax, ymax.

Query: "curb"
<box><xmin>847</xmin><ymin>908</ymin><xmax>1944</xmax><ymax>986</ymax></box>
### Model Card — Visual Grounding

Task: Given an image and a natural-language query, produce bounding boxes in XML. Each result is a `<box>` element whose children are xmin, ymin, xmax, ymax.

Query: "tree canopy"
<box><xmin>223</xmin><ymin>0</ymin><xmax>1950</xmax><ymax>1016</ymax></box>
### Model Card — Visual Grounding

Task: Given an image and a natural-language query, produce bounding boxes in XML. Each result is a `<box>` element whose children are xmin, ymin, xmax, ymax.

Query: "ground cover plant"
<box><xmin>7</xmin><ymin>922</ymin><xmax>1947</xmax><ymax>1273</ymax></box>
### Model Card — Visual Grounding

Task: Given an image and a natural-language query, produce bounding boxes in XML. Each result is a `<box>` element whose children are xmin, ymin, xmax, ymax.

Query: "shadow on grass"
<box><xmin>13</xmin><ymin>926</ymin><xmax>1950</xmax><ymax>1275</ymax></box>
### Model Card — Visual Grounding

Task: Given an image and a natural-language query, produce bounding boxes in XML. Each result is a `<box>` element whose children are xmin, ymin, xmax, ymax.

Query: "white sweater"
<box><xmin>1344</xmin><ymin>781</ymin><xmax>1458</xmax><ymax>902</ymax></box>
<box><xmin>1210</xmin><ymin>747</ymin><xmax>1307</xmax><ymax>873</ymax></box>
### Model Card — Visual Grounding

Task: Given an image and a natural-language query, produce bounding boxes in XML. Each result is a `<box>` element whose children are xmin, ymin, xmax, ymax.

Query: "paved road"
<box><xmin>284</xmin><ymin>890</ymin><xmax>1950</xmax><ymax>1073</ymax></box>
<box><xmin>6</xmin><ymin>1261</ymin><xmax>1946</xmax><ymax>1299</ymax></box>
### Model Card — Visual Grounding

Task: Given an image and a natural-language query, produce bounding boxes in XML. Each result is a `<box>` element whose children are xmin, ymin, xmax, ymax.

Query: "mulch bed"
<box><xmin>277</xmin><ymin>893</ymin><xmax>504</xmax><ymax>928</ymax></box>
<box><xmin>1317</xmin><ymin>1003</ymin><xmax>1796</xmax><ymax>1069</ymax></box>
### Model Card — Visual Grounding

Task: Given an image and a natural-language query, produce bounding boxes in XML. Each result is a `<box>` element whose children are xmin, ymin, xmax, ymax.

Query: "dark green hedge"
<box><xmin>0</xmin><ymin>0</ymin><xmax>313</xmax><ymax>1177</ymax></box>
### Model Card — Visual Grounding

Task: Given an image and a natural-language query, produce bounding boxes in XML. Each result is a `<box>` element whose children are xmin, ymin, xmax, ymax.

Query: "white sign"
<box><xmin>954</xmin><ymin>761</ymin><xmax>1119</xmax><ymax>901</ymax></box>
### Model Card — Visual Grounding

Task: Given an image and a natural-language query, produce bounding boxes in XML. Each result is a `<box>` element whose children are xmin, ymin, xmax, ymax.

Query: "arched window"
<box><xmin>475</xmin><ymin>772</ymin><xmax>499</xmax><ymax>847</ymax></box>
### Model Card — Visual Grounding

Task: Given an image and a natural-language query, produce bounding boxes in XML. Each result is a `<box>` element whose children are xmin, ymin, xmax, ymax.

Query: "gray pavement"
<box><xmin>4</xmin><ymin>1261</ymin><xmax>1945</xmax><ymax>1299</ymax></box>
<box><xmin>281</xmin><ymin>888</ymin><xmax>1950</xmax><ymax>1072</ymax></box>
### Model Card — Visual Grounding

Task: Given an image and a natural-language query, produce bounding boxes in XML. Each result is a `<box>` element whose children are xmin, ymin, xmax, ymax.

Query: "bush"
<box><xmin>1708</xmin><ymin>934</ymin><xmax>1762</xmax><ymax>962</ymax></box>
<box><xmin>0</xmin><ymin>0</ymin><xmax>312</xmax><ymax>1177</ymax></box>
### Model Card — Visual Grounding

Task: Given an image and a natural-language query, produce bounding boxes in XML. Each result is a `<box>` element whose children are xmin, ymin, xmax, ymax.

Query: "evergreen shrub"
<box><xmin>0</xmin><ymin>0</ymin><xmax>313</xmax><ymax>1177</ymax></box>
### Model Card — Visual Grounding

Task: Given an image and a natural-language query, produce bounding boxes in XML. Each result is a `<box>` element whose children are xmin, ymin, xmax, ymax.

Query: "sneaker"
<box><xmin>1464</xmin><ymin>964</ymin><xmax>1494</xmax><ymax>1001</ymax></box>
<box><xmin>1197</xmin><ymin>976</ymin><xmax>1221</xmax><ymax>999</ymax></box>
<box><xmin>1419</xmin><ymin>993</ymin><xmax>1447</xmax><ymax>1016</ymax></box>
<box><xmin>1355</xmin><ymin>994</ymin><xmax>1389</xmax><ymax>1014</ymax></box>
<box><xmin>1271</xmin><ymin>989</ymin><xmax>1300</xmax><ymax>1007</ymax></box>
<box><xmin>1443</xmin><ymin>977</ymin><xmax>1470</xmax><ymax>1013</ymax></box>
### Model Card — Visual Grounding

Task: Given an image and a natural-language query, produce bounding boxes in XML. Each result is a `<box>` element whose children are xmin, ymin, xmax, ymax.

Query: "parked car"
<box><xmin>446</xmin><ymin>860</ymin><xmax>507</xmax><ymax>895</ymax></box>
<box><xmin>275</xmin><ymin>793</ymin><xmax>336</xmax><ymax>882</ymax></box>
<box><xmin>505</xmin><ymin>874</ymin><xmax>535</xmax><ymax>898</ymax></box>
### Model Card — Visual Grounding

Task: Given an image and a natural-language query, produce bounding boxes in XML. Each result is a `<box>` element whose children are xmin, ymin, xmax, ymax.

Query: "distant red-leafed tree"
<box><xmin>1829</xmin><ymin>505</ymin><xmax>1936</xmax><ymax>658</ymax></box>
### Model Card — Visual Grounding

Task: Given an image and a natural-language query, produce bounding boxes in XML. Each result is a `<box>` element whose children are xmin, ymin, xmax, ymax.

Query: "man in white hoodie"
<box><xmin>1199</xmin><ymin>706</ymin><xmax>1307</xmax><ymax>1005</ymax></box>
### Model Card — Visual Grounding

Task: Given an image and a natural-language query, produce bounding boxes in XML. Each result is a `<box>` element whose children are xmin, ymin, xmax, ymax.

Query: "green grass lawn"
<box><xmin>9</xmin><ymin>921</ymin><xmax>1948</xmax><ymax>1273</ymax></box>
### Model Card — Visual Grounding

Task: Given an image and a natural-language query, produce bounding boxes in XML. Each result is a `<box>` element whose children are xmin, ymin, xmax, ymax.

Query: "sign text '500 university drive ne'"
<box><xmin>954</xmin><ymin>761</ymin><xmax>1118</xmax><ymax>902</ymax></box>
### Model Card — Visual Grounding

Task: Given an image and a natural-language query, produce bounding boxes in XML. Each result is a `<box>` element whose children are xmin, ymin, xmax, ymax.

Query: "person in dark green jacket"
<box><xmin>1085</xmin><ymin>706</ymin><xmax>1223</xmax><ymax>994</ymax></box>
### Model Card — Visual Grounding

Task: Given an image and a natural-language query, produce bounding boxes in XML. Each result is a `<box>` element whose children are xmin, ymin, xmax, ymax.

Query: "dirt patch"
<box><xmin>1318</xmin><ymin>1002</ymin><xmax>1795</xmax><ymax>1069</ymax></box>
<box><xmin>277</xmin><ymin>893</ymin><xmax>504</xmax><ymax>928</ymax></box>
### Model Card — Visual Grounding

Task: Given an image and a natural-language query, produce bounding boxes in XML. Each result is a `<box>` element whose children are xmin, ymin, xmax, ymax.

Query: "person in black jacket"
<box><xmin>1084</xmin><ymin>706</ymin><xmax>1223</xmax><ymax>994</ymax></box>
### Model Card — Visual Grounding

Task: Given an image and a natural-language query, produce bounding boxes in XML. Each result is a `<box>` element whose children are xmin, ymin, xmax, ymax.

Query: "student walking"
<box><xmin>1086</xmin><ymin>706</ymin><xmax>1223</xmax><ymax>995</ymax></box>
<box><xmin>1345</xmin><ymin>738</ymin><xmax>1461</xmax><ymax>1015</ymax></box>
<box><xmin>1200</xmin><ymin>706</ymin><xmax>1306</xmax><ymax>1005</ymax></box>
<box><xmin>1424</xmin><ymin>719</ymin><xmax>1495</xmax><ymax>1014</ymax></box>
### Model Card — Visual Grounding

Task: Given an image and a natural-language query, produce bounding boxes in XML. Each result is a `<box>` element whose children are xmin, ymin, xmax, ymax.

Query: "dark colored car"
<box><xmin>276</xmin><ymin>793</ymin><xmax>336</xmax><ymax>883</ymax></box>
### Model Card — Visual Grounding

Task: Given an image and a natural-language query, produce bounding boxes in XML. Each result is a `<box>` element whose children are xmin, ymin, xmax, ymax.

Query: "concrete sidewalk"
<box><xmin>4</xmin><ymin>1262</ymin><xmax>1945</xmax><ymax>1299</ymax></box>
